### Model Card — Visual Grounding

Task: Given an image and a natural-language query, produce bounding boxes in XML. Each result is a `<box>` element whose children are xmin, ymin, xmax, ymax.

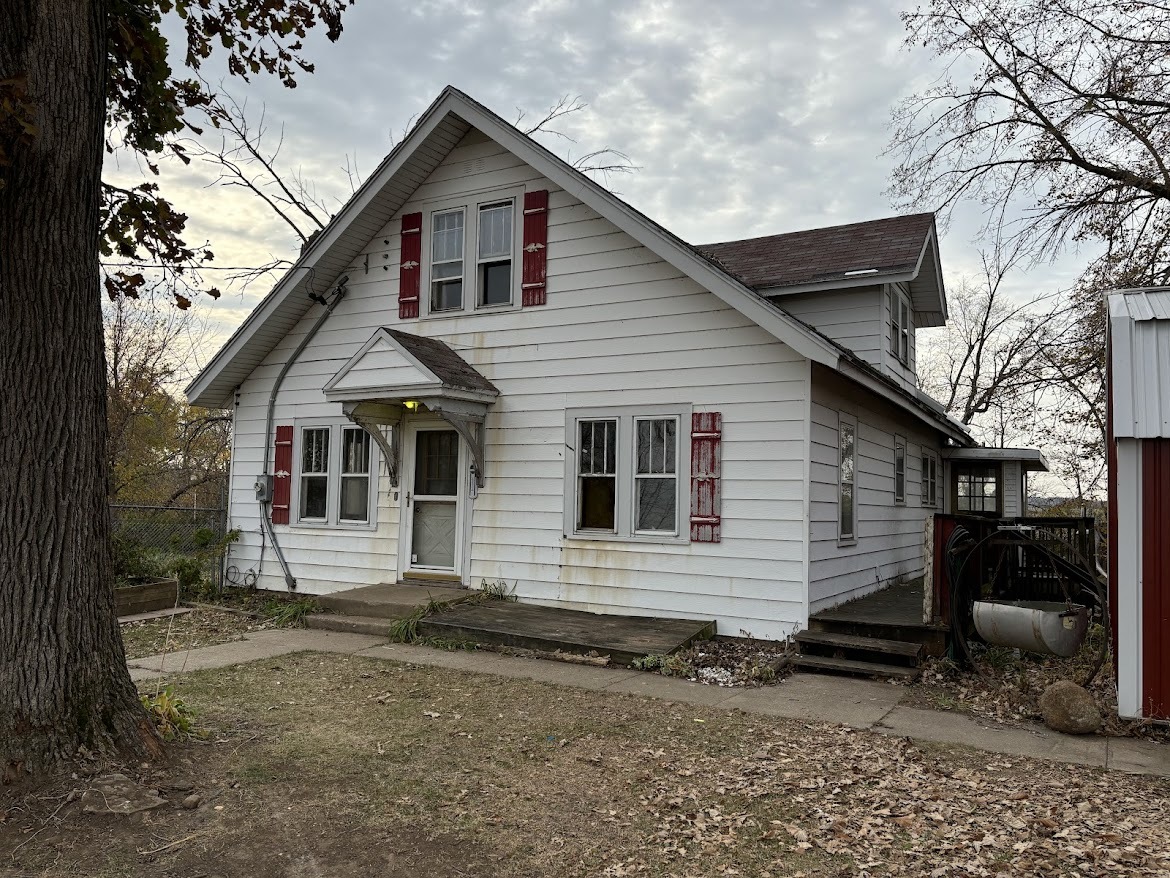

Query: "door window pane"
<box><xmin>414</xmin><ymin>430</ymin><xmax>459</xmax><ymax>496</ymax></box>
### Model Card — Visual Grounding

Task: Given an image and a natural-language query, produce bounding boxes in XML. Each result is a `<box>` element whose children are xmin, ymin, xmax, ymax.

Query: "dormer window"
<box><xmin>889</xmin><ymin>288</ymin><xmax>911</xmax><ymax>365</ymax></box>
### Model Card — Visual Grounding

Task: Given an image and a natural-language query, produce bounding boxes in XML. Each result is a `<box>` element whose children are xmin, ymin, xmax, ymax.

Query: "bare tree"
<box><xmin>888</xmin><ymin>0</ymin><xmax>1170</xmax><ymax>285</ymax></box>
<box><xmin>918</xmin><ymin>245</ymin><xmax>1065</xmax><ymax>429</ymax></box>
<box><xmin>174</xmin><ymin>91</ymin><xmax>638</xmax><ymax>290</ymax></box>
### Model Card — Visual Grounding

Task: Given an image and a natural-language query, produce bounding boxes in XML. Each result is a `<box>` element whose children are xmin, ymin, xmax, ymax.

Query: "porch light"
<box><xmin>404</xmin><ymin>400</ymin><xmax>419</xmax><ymax>411</ymax></box>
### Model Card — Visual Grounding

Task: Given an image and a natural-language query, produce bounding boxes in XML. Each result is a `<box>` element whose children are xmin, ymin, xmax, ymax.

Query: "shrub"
<box><xmin>140</xmin><ymin>686</ymin><xmax>193</xmax><ymax>740</ymax></box>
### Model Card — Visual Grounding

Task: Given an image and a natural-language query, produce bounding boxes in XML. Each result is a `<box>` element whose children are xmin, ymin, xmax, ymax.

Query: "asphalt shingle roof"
<box><xmin>387</xmin><ymin>329</ymin><xmax>499</xmax><ymax>395</ymax></box>
<box><xmin>696</xmin><ymin>213</ymin><xmax>936</xmax><ymax>291</ymax></box>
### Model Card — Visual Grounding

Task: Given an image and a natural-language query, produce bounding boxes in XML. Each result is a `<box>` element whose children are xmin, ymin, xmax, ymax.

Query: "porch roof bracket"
<box><xmin>343</xmin><ymin>403</ymin><xmax>402</xmax><ymax>487</ymax></box>
<box><xmin>431</xmin><ymin>404</ymin><xmax>487</xmax><ymax>489</ymax></box>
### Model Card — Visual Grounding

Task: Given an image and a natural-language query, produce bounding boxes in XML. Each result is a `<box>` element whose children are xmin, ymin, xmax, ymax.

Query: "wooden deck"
<box><xmin>808</xmin><ymin>579</ymin><xmax>948</xmax><ymax>657</ymax></box>
<box><xmin>417</xmin><ymin>601</ymin><xmax>716</xmax><ymax>666</ymax></box>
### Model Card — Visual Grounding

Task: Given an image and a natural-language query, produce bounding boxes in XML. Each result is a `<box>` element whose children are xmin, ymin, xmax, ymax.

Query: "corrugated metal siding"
<box><xmin>1142</xmin><ymin>439</ymin><xmax>1170</xmax><ymax>720</ymax></box>
<box><xmin>1110</xmin><ymin>289</ymin><xmax>1170</xmax><ymax>438</ymax></box>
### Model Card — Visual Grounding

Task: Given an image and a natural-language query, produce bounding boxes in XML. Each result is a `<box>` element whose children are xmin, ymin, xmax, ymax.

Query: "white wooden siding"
<box><xmin>779</xmin><ymin>287</ymin><xmax>883</xmax><ymax>368</ymax></box>
<box><xmin>223</xmin><ymin>129</ymin><xmax>812</xmax><ymax>640</ymax></box>
<box><xmin>807</xmin><ymin>365</ymin><xmax>945</xmax><ymax>611</ymax></box>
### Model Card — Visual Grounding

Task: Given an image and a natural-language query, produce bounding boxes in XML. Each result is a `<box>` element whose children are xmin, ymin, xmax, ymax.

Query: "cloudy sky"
<box><xmin>113</xmin><ymin>0</ymin><xmax>1090</xmax><ymax>365</ymax></box>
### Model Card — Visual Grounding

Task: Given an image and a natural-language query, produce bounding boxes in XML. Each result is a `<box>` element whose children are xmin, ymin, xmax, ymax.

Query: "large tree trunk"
<box><xmin>0</xmin><ymin>0</ymin><xmax>160</xmax><ymax>776</ymax></box>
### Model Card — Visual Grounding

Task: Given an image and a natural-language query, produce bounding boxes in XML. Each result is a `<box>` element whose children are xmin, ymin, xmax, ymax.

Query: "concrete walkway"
<box><xmin>128</xmin><ymin>629</ymin><xmax>1170</xmax><ymax>779</ymax></box>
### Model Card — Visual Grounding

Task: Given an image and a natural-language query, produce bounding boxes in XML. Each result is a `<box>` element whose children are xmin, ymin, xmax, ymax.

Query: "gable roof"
<box><xmin>387</xmin><ymin>329</ymin><xmax>499</xmax><ymax>396</ymax></box>
<box><xmin>697</xmin><ymin>213</ymin><xmax>947</xmax><ymax>327</ymax></box>
<box><xmin>185</xmin><ymin>85</ymin><xmax>965</xmax><ymax>443</ymax></box>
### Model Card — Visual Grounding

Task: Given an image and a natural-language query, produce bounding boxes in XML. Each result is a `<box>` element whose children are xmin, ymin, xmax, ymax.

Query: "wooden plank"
<box><xmin>792</xmin><ymin>654</ymin><xmax>920</xmax><ymax>680</ymax></box>
<box><xmin>794</xmin><ymin>629</ymin><xmax>921</xmax><ymax>658</ymax></box>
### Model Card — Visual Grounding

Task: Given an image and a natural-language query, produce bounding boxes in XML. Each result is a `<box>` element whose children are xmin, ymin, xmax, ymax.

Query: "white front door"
<box><xmin>402</xmin><ymin>424</ymin><xmax>465</xmax><ymax>579</ymax></box>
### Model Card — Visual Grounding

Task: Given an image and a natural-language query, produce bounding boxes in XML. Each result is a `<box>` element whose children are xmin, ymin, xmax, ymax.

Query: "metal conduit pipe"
<box><xmin>258</xmin><ymin>275</ymin><xmax>350</xmax><ymax>590</ymax></box>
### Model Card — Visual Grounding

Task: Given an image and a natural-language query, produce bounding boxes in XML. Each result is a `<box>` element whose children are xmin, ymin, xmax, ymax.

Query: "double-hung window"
<box><xmin>921</xmin><ymin>452</ymin><xmax>938</xmax><ymax>507</ymax></box>
<box><xmin>634</xmin><ymin>417</ymin><xmax>678</xmax><ymax>534</ymax></box>
<box><xmin>889</xmin><ymin>288</ymin><xmax>911</xmax><ymax>365</ymax></box>
<box><xmin>339</xmin><ymin>427</ymin><xmax>372</xmax><ymax>523</ymax></box>
<box><xmin>295</xmin><ymin>423</ymin><xmax>378</xmax><ymax>527</ymax></box>
<box><xmin>568</xmin><ymin>407</ymin><xmax>687</xmax><ymax>541</ymax></box>
<box><xmin>300</xmin><ymin>427</ymin><xmax>330</xmax><ymax>521</ymax></box>
<box><xmin>477</xmin><ymin>200</ymin><xmax>513</xmax><ymax>306</ymax></box>
<box><xmin>577</xmin><ymin>419</ymin><xmax>618</xmax><ymax>531</ymax></box>
<box><xmin>430</xmin><ymin>209</ymin><xmax>465</xmax><ymax>312</ymax></box>
<box><xmin>423</xmin><ymin>192</ymin><xmax>519</xmax><ymax>315</ymax></box>
<box><xmin>838</xmin><ymin>414</ymin><xmax>857</xmax><ymax>542</ymax></box>
<box><xmin>894</xmin><ymin>435</ymin><xmax>906</xmax><ymax>504</ymax></box>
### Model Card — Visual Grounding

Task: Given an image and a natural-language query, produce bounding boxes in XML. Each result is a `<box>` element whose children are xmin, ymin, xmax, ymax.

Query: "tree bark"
<box><xmin>0</xmin><ymin>0</ymin><xmax>161</xmax><ymax>776</ymax></box>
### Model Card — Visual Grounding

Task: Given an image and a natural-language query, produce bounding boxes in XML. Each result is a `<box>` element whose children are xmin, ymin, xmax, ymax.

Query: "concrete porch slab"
<box><xmin>315</xmin><ymin>582</ymin><xmax>467</xmax><ymax>620</ymax></box>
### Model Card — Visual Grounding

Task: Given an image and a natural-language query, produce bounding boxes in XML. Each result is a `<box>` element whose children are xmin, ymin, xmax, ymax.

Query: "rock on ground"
<box><xmin>1039</xmin><ymin>680</ymin><xmax>1102</xmax><ymax>735</ymax></box>
<box><xmin>79</xmin><ymin>773</ymin><xmax>167</xmax><ymax>815</ymax></box>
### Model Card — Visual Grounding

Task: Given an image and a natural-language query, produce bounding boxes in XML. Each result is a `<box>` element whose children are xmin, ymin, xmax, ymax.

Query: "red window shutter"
<box><xmin>272</xmin><ymin>425</ymin><xmax>293</xmax><ymax>525</ymax></box>
<box><xmin>399</xmin><ymin>211</ymin><xmax>422</xmax><ymax>319</ymax></box>
<box><xmin>521</xmin><ymin>190</ymin><xmax>549</xmax><ymax>306</ymax></box>
<box><xmin>690</xmin><ymin>412</ymin><xmax>722</xmax><ymax>543</ymax></box>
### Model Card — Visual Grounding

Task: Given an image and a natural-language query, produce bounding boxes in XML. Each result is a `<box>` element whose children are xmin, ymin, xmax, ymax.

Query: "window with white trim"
<box><xmin>294</xmin><ymin>423</ymin><xmax>378</xmax><ymax>527</ymax></box>
<box><xmin>430</xmin><ymin>208</ymin><xmax>465</xmax><ymax>312</ymax></box>
<box><xmin>477</xmin><ymin>200</ymin><xmax>513</xmax><ymax>306</ymax></box>
<box><xmin>894</xmin><ymin>435</ymin><xmax>906</xmax><ymax>504</ymax></box>
<box><xmin>339</xmin><ymin>427</ymin><xmax>372</xmax><ymax>523</ymax></box>
<box><xmin>838</xmin><ymin>413</ymin><xmax>857</xmax><ymax>542</ymax></box>
<box><xmin>299</xmin><ymin>427</ymin><xmax>330</xmax><ymax>521</ymax></box>
<box><xmin>889</xmin><ymin>288</ymin><xmax>911</xmax><ymax>365</ymax></box>
<box><xmin>422</xmin><ymin>191</ymin><xmax>521</xmax><ymax>316</ymax></box>
<box><xmin>921</xmin><ymin>452</ymin><xmax>938</xmax><ymax>507</ymax></box>
<box><xmin>567</xmin><ymin>407</ymin><xmax>688</xmax><ymax>541</ymax></box>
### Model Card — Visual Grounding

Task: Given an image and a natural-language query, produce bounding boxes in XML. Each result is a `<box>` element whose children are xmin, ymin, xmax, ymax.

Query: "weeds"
<box><xmin>140</xmin><ymin>686</ymin><xmax>194</xmax><ymax>740</ymax></box>
<box><xmin>264</xmin><ymin>597</ymin><xmax>318</xmax><ymax>628</ymax></box>
<box><xmin>631</xmin><ymin>653</ymin><xmax>694</xmax><ymax>677</ymax></box>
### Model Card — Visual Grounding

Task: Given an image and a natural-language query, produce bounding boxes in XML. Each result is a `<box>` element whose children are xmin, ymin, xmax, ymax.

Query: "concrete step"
<box><xmin>315</xmin><ymin>582</ymin><xmax>466</xmax><ymax>619</ymax></box>
<box><xmin>792</xmin><ymin>654</ymin><xmax>920</xmax><ymax>680</ymax></box>
<box><xmin>794</xmin><ymin>630</ymin><xmax>922</xmax><ymax>662</ymax></box>
<box><xmin>304</xmin><ymin>614</ymin><xmax>390</xmax><ymax>638</ymax></box>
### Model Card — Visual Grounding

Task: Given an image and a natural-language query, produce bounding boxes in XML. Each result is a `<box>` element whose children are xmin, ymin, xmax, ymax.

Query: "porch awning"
<box><xmin>942</xmin><ymin>447</ymin><xmax>1050</xmax><ymax>472</ymax></box>
<box><xmin>323</xmin><ymin>328</ymin><xmax>499</xmax><ymax>487</ymax></box>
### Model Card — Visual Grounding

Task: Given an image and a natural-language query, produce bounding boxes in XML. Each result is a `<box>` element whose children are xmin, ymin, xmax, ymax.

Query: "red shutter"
<box><xmin>398</xmin><ymin>211</ymin><xmax>422</xmax><ymax>319</ymax></box>
<box><xmin>521</xmin><ymin>190</ymin><xmax>549</xmax><ymax>306</ymax></box>
<box><xmin>272</xmin><ymin>425</ymin><xmax>293</xmax><ymax>525</ymax></box>
<box><xmin>690</xmin><ymin>412</ymin><xmax>722</xmax><ymax>543</ymax></box>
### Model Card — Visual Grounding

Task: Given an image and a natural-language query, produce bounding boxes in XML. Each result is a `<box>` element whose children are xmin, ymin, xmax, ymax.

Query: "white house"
<box><xmin>187</xmin><ymin>86</ymin><xmax>1040</xmax><ymax>641</ymax></box>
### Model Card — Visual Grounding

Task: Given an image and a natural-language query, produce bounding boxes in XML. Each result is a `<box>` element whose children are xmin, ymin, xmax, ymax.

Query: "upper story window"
<box><xmin>423</xmin><ymin>192</ymin><xmax>520</xmax><ymax>316</ymax></box>
<box><xmin>889</xmin><ymin>288</ymin><xmax>911</xmax><ymax>365</ymax></box>
<box><xmin>430</xmin><ymin>209</ymin><xmax>465</xmax><ymax>312</ymax></box>
<box><xmin>477</xmin><ymin>200</ymin><xmax>513</xmax><ymax>306</ymax></box>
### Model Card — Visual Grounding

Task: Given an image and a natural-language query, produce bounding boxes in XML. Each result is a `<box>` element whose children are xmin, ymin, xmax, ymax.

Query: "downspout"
<box><xmin>259</xmin><ymin>275</ymin><xmax>350</xmax><ymax>590</ymax></box>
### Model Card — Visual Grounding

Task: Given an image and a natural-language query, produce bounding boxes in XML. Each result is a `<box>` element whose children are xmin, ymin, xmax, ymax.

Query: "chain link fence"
<box><xmin>111</xmin><ymin>503</ymin><xmax>230</xmax><ymax>594</ymax></box>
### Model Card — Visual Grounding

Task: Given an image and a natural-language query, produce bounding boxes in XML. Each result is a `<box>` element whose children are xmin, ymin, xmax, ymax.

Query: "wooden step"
<box><xmin>792</xmin><ymin>654</ymin><xmax>920</xmax><ymax>680</ymax></box>
<box><xmin>807</xmin><ymin>618</ymin><xmax>948</xmax><ymax>657</ymax></box>
<box><xmin>794</xmin><ymin>630</ymin><xmax>922</xmax><ymax>660</ymax></box>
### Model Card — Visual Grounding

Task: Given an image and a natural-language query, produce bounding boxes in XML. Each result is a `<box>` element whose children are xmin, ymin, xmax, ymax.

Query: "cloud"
<box><xmin>135</xmin><ymin>0</ymin><xmax>1085</xmax><ymax>344</ymax></box>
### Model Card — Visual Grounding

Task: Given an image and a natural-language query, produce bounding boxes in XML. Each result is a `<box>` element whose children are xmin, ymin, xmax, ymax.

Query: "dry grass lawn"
<box><xmin>3</xmin><ymin>652</ymin><xmax>1169</xmax><ymax>877</ymax></box>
